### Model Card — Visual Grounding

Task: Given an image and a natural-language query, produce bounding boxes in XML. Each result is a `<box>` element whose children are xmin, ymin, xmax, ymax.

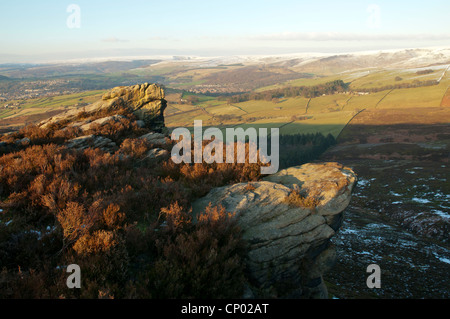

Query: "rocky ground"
<box><xmin>323</xmin><ymin>158</ymin><xmax>450</xmax><ymax>299</ymax></box>
<box><xmin>320</xmin><ymin>112</ymin><xmax>450</xmax><ymax>299</ymax></box>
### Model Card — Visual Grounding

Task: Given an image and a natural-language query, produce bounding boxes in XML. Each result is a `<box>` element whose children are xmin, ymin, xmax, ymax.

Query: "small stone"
<box><xmin>146</xmin><ymin>148</ymin><xmax>169</xmax><ymax>162</ymax></box>
<box><xmin>139</xmin><ymin>132</ymin><xmax>167</xmax><ymax>146</ymax></box>
<box><xmin>65</xmin><ymin>135</ymin><xmax>117</xmax><ymax>152</ymax></box>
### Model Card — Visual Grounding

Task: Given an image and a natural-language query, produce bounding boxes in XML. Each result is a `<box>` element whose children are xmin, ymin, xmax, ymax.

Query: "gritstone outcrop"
<box><xmin>39</xmin><ymin>83</ymin><xmax>167</xmax><ymax>132</ymax></box>
<box><xmin>193</xmin><ymin>162</ymin><xmax>357</xmax><ymax>299</ymax></box>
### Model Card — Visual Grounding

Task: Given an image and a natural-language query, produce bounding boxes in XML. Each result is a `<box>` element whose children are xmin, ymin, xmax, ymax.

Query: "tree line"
<box><xmin>212</xmin><ymin>77</ymin><xmax>441</xmax><ymax>104</ymax></box>
<box><xmin>358</xmin><ymin>79</ymin><xmax>439</xmax><ymax>93</ymax></box>
<box><xmin>220</xmin><ymin>80</ymin><xmax>350</xmax><ymax>104</ymax></box>
<box><xmin>274</xmin><ymin>132</ymin><xmax>337</xmax><ymax>169</ymax></box>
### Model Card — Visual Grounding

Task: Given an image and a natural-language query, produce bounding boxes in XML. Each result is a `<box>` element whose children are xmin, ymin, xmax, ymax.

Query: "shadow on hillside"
<box><xmin>166</xmin><ymin>121</ymin><xmax>449</xmax><ymax>170</ymax></box>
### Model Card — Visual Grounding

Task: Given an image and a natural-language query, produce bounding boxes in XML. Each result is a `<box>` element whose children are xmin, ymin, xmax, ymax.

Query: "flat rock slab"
<box><xmin>264</xmin><ymin>162</ymin><xmax>357</xmax><ymax>216</ymax></box>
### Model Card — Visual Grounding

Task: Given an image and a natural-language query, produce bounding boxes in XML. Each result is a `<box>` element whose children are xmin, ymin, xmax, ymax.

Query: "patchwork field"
<box><xmin>0</xmin><ymin>90</ymin><xmax>105</xmax><ymax>130</ymax></box>
<box><xmin>164</xmin><ymin>71</ymin><xmax>450</xmax><ymax>141</ymax></box>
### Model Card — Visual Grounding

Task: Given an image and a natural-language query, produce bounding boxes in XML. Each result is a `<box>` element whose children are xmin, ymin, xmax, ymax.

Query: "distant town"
<box><xmin>0</xmin><ymin>79</ymin><xmax>83</xmax><ymax>104</ymax></box>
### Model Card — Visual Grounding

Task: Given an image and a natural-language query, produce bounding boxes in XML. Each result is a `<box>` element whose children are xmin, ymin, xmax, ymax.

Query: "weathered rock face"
<box><xmin>40</xmin><ymin>83</ymin><xmax>167</xmax><ymax>132</ymax></box>
<box><xmin>264</xmin><ymin>162</ymin><xmax>357</xmax><ymax>232</ymax></box>
<box><xmin>35</xmin><ymin>83</ymin><xmax>170</xmax><ymax>156</ymax></box>
<box><xmin>68</xmin><ymin>115</ymin><xmax>126</xmax><ymax>132</ymax></box>
<box><xmin>192</xmin><ymin>162</ymin><xmax>357</xmax><ymax>299</ymax></box>
<box><xmin>101</xmin><ymin>83</ymin><xmax>166</xmax><ymax>130</ymax></box>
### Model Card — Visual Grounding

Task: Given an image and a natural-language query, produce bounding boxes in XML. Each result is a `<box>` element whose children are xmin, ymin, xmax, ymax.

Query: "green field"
<box><xmin>377</xmin><ymin>79</ymin><xmax>450</xmax><ymax>109</ymax></box>
<box><xmin>0</xmin><ymin>90</ymin><xmax>105</xmax><ymax>120</ymax></box>
<box><xmin>255</xmin><ymin>74</ymin><xmax>350</xmax><ymax>92</ymax></box>
<box><xmin>165</xmin><ymin>68</ymin><xmax>450</xmax><ymax>139</ymax></box>
<box><xmin>166</xmin><ymin>94</ymin><xmax>356</xmax><ymax>138</ymax></box>
<box><xmin>349</xmin><ymin>67</ymin><xmax>446</xmax><ymax>90</ymax></box>
<box><xmin>2</xmin><ymin>64</ymin><xmax>448</xmax><ymax>138</ymax></box>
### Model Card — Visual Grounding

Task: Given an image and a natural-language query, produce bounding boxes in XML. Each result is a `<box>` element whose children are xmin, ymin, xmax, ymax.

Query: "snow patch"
<box><xmin>433</xmin><ymin>253</ymin><xmax>450</xmax><ymax>264</ymax></box>
<box><xmin>25</xmin><ymin>230</ymin><xmax>42</xmax><ymax>239</ymax></box>
<box><xmin>365</xmin><ymin>223</ymin><xmax>394</xmax><ymax>231</ymax></box>
<box><xmin>411</xmin><ymin>197</ymin><xmax>431</xmax><ymax>204</ymax></box>
<box><xmin>390</xmin><ymin>191</ymin><xmax>402</xmax><ymax>197</ymax></box>
<box><xmin>357</xmin><ymin>178</ymin><xmax>371</xmax><ymax>188</ymax></box>
<box><xmin>397</xmin><ymin>240</ymin><xmax>418</xmax><ymax>248</ymax></box>
<box><xmin>339</xmin><ymin>228</ymin><xmax>360</xmax><ymax>235</ymax></box>
<box><xmin>431</xmin><ymin>210</ymin><xmax>450</xmax><ymax>219</ymax></box>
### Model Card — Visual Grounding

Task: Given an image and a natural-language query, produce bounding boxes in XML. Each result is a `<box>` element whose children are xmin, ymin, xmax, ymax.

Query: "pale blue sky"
<box><xmin>1</xmin><ymin>0</ymin><xmax>450</xmax><ymax>62</ymax></box>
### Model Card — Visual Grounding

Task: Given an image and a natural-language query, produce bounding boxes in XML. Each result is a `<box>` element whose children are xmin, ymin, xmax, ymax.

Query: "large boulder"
<box><xmin>192</xmin><ymin>162</ymin><xmax>357</xmax><ymax>299</ymax></box>
<box><xmin>101</xmin><ymin>83</ymin><xmax>166</xmax><ymax>130</ymax></box>
<box><xmin>102</xmin><ymin>83</ymin><xmax>164</xmax><ymax>104</ymax></box>
<box><xmin>40</xmin><ymin>83</ymin><xmax>167</xmax><ymax>132</ymax></box>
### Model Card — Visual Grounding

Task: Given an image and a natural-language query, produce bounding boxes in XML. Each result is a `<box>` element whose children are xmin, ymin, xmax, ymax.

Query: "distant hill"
<box><xmin>2</xmin><ymin>60</ymin><xmax>161</xmax><ymax>78</ymax></box>
<box><xmin>0</xmin><ymin>75</ymin><xmax>10</xmax><ymax>81</ymax></box>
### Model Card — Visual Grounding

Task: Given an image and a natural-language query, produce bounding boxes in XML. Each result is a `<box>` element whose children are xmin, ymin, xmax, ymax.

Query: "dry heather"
<box><xmin>0</xmin><ymin>107</ymin><xmax>263</xmax><ymax>299</ymax></box>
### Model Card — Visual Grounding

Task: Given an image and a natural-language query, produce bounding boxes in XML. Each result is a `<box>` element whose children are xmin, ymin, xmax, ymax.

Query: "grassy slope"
<box><xmin>2</xmin><ymin>66</ymin><xmax>448</xmax><ymax>136</ymax></box>
<box><xmin>377</xmin><ymin>80</ymin><xmax>450</xmax><ymax>109</ymax></box>
<box><xmin>165</xmin><ymin>68</ymin><xmax>449</xmax><ymax>139</ymax></box>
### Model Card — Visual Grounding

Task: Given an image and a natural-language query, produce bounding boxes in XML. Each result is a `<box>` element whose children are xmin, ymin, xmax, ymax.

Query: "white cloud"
<box><xmin>250</xmin><ymin>32</ymin><xmax>450</xmax><ymax>42</ymax></box>
<box><xmin>101</xmin><ymin>37</ymin><xmax>129</xmax><ymax>43</ymax></box>
<box><xmin>148</xmin><ymin>36</ymin><xmax>169</xmax><ymax>41</ymax></box>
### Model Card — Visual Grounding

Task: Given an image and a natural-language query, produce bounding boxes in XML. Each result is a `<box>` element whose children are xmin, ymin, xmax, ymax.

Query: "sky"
<box><xmin>1</xmin><ymin>0</ymin><xmax>450</xmax><ymax>63</ymax></box>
